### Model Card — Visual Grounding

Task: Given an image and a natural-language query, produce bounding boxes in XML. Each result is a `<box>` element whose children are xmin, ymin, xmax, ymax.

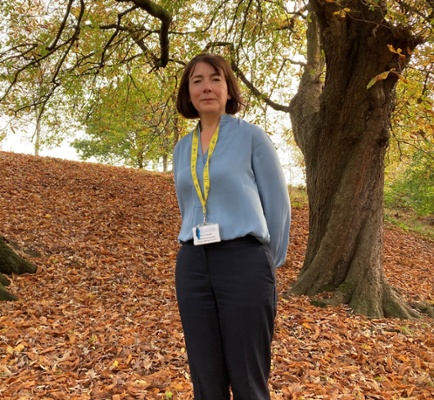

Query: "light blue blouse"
<box><xmin>173</xmin><ymin>114</ymin><xmax>291</xmax><ymax>267</ymax></box>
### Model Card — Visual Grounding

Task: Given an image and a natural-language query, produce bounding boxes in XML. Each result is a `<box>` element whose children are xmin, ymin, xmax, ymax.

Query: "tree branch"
<box><xmin>52</xmin><ymin>0</ymin><xmax>86</xmax><ymax>85</ymax></box>
<box><xmin>47</xmin><ymin>0</ymin><xmax>76</xmax><ymax>51</ymax></box>
<box><xmin>124</xmin><ymin>0</ymin><xmax>173</xmax><ymax>67</ymax></box>
<box><xmin>99</xmin><ymin>6</ymin><xmax>140</xmax><ymax>69</ymax></box>
<box><xmin>232</xmin><ymin>61</ymin><xmax>291</xmax><ymax>113</ymax></box>
<box><xmin>205</xmin><ymin>41</ymin><xmax>291</xmax><ymax>113</ymax></box>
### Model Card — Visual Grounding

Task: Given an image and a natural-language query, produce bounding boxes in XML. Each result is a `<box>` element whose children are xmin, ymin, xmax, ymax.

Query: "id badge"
<box><xmin>193</xmin><ymin>223</ymin><xmax>221</xmax><ymax>245</ymax></box>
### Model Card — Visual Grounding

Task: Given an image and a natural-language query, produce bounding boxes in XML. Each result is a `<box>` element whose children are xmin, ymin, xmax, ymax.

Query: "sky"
<box><xmin>1</xmin><ymin>132</ymin><xmax>80</xmax><ymax>161</ymax></box>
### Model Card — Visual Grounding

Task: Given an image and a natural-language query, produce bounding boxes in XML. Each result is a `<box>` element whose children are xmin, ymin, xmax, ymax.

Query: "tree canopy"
<box><xmin>0</xmin><ymin>1</ymin><xmax>432</xmax><ymax>168</ymax></box>
<box><xmin>0</xmin><ymin>0</ymin><xmax>302</xmax><ymax>163</ymax></box>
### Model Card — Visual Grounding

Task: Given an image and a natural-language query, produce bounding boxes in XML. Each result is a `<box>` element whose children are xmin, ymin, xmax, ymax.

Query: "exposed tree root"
<box><xmin>411</xmin><ymin>301</ymin><xmax>434</xmax><ymax>318</ymax></box>
<box><xmin>0</xmin><ymin>236</ymin><xmax>37</xmax><ymax>301</ymax></box>
<box><xmin>0</xmin><ymin>283</ymin><xmax>18</xmax><ymax>301</ymax></box>
<box><xmin>299</xmin><ymin>282</ymin><xmax>425</xmax><ymax>319</ymax></box>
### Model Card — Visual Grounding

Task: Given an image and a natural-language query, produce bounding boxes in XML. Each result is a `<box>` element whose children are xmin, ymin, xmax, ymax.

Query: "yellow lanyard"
<box><xmin>191</xmin><ymin>125</ymin><xmax>219</xmax><ymax>223</ymax></box>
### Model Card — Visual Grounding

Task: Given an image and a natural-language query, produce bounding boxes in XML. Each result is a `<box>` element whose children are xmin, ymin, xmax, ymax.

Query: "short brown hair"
<box><xmin>176</xmin><ymin>53</ymin><xmax>243</xmax><ymax>119</ymax></box>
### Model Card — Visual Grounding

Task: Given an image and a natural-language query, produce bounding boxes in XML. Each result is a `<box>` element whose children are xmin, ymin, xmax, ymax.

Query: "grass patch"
<box><xmin>384</xmin><ymin>207</ymin><xmax>434</xmax><ymax>241</ymax></box>
<box><xmin>288</xmin><ymin>185</ymin><xmax>308</xmax><ymax>209</ymax></box>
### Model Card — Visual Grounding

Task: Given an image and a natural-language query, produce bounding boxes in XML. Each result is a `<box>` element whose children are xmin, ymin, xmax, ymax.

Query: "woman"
<box><xmin>173</xmin><ymin>53</ymin><xmax>291</xmax><ymax>400</ymax></box>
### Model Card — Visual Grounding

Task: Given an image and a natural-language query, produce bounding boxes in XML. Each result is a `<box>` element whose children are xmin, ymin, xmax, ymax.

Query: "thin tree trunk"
<box><xmin>34</xmin><ymin>108</ymin><xmax>41</xmax><ymax>157</ymax></box>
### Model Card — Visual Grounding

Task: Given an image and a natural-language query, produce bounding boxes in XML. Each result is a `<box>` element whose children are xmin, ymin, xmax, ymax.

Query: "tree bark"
<box><xmin>0</xmin><ymin>236</ymin><xmax>37</xmax><ymax>301</ymax></box>
<box><xmin>288</xmin><ymin>1</ymin><xmax>423</xmax><ymax>318</ymax></box>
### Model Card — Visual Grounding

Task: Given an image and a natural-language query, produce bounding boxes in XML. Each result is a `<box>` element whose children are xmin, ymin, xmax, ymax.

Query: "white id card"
<box><xmin>193</xmin><ymin>223</ymin><xmax>221</xmax><ymax>245</ymax></box>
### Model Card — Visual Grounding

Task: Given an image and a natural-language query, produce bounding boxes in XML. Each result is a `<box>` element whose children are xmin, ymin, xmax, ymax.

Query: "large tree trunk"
<box><xmin>0</xmin><ymin>236</ymin><xmax>37</xmax><ymax>301</ymax></box>
<box><xmin>288</xmin><ymin>1</ymin><xmax>422</xmax><ymax>318</ymax></box>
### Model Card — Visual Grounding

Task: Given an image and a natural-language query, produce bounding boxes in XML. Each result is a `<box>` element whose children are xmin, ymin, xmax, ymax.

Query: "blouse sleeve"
<box><xmin>252</xmin><ymin>130</ymin><xmax>291</xmax><ymax>267</ymax></box>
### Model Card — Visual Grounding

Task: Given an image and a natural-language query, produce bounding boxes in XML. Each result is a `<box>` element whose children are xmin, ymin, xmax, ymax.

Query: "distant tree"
<box><xmin>71</xmin><ymin>69</ymin><xmax>178</xmax><ymax>169</ymax></box>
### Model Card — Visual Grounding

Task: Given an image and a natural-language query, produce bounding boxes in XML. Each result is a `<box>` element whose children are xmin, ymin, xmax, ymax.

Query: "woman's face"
<box><xmin>188</xmin><ymin>61</ymin><xmax>231</xmax><ymax>119</ymax></box>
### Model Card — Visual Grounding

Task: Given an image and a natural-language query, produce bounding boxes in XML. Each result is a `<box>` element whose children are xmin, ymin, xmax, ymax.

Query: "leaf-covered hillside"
<box><xmin>0</xmin><ymin>151</ymin><xmax>433</xmax><ymax>399</ymax></box>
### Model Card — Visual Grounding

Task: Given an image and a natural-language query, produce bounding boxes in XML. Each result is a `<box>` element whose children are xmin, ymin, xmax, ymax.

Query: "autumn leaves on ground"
<box><xmin>0</xmin><ymin>151</ymin><xmax>433</xmax><ymax>400</ymax></box>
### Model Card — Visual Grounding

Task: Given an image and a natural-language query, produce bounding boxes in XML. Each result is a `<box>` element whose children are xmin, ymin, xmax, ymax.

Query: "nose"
<box><xmin>202</xmin><ymin>79</ymin><xmax>212</xmax><ymax>92</ymax></box>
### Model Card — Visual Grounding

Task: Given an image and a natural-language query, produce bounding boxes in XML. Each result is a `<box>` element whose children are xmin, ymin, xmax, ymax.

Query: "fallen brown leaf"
<box><xmin>0</xmin><ymin>151</ymin><xmax>433</xmax><ymax>399</ymax></box>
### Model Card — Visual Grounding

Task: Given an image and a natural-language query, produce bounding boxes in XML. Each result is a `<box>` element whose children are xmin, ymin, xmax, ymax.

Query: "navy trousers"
<box><xmin>175</xmin><ymin>236</ymin><xmax>277</xmax><ymax>400</ymax></box>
